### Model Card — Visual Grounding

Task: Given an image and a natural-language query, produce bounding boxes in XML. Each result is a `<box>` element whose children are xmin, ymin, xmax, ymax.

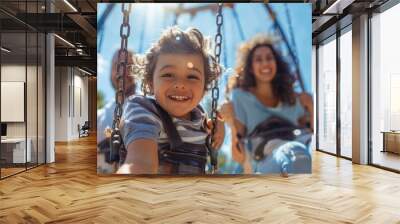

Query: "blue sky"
<box><xmin>97</xmin><ymin>3</ymin><xmax>312</xmax><ymax>102</ymax></box>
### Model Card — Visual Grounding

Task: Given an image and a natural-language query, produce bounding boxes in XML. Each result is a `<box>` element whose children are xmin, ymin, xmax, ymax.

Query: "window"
<box><xmin>371</xmin><ymin>3</ymin><xmax>400</xmax><ymax>171</ymax></box>
<box><xmin>317</xmin><ymin>36</ymin><xmax>337</xmax><ymax>154</ymax></box>
<box><xmin>339</xmin><ymin>28</ymin><xmax>352</xmax><ymax>158</ymax></box>
<box><xmin>0</xmin><ymin>1</ymin><xmax>47</xmax><ymax>179</ymax></box>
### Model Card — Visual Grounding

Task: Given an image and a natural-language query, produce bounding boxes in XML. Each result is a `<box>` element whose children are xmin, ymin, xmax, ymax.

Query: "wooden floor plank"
<box><xmin>0</xmin><ymin>134</ymin><xmax>400</xmax><ymax>223</ymax></box>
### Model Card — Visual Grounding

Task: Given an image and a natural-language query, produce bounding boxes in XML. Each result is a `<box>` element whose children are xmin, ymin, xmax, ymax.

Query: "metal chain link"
<box><xmin>209</xmin><ymin>3</ymin><xmax>223</xmax><ymax>173</ymax></box>
<box><xmin>112</xmin><ymin>3</ymin><xmax>131</xmax><ymax>130</ymax></box>
<box><xmin>110</xmin><ymin>3</ymin><xmax>131</xmax><ymax>164</ymax></box>
<box><xmin>284</xmin><ymin>4</ymin><xmax>298</xmax><ymax>66</ymax></box>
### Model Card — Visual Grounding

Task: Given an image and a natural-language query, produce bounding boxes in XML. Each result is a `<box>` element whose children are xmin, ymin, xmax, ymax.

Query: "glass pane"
<box><xmin>0</xmin><ymin>1</ymin><xmax>46</xmax><ymax>178</ymax></box>
<box><xmin>371</xmin><ymin>3</ymin><xmax>400</xmax><ymax>171</ymax></box>
<box><xmin>317</xmin><ymin>37</ymin><xmax>337</xmax><ymax>154</ymax></box>
<box><xmin>1</xmin><ymin>30</ymin><xmax>27</xmax><ymax>177</ymax></box>
<box><xmin>27</xmin><ymin>31</ymin><xmax>38</xmax><ymax>169</ymax></box>
<box><xmin>340</xmin><ymin>29</ymin><xmax>352</xmax><ymax>158</ymax></box>
<box><xmin>38</xmin><ymin>32</ymin><xmax>45</xmax><ymax>165</ymax></box>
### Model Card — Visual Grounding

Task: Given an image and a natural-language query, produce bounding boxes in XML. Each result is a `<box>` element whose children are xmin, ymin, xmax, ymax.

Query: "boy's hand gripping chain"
<box><xmin>110</xmin><ymin>3</ymin><xmax>132</xmax><ymax>164</ymax></box>
<box><xmin>209</xmin><ymin>3</ymin><xmax>223</xmax><ymax>174</ymax></box>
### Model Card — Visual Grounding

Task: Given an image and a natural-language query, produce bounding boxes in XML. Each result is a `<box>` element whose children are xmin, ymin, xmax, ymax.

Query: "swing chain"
<box><xmin>113</xmin><ymin>3</ymin><xmax>132</xmax><ymax>129</ymax></box>
<box><xmin>112</xmin><ymin>3</ymin><xmax>131</xmax><ymax>130</ymax></box>
<box><xmin>284</xmin><ymin>4</ymin><xmax>298</xmax><ymax>66</ymax></box>
<box><xmin>209</xmin><ymin>3</ymin><xmax>223</xmax><ymax>172</ymax></box>
<box><xmin>110</xmin><ymin>3</ymin><xmax>131</xmax><ymax>163</ymax></box>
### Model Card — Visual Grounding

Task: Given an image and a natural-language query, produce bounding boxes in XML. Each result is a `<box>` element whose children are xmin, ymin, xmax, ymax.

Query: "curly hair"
<box><xmin>139</xmin><ymin>26</ymin><xmax>220</xmax><ymax>95</ymax></box>
<box><xmin>233</xmin><ymin>35</ymin><xmax>296</xmax><ymax>105</ymax></box>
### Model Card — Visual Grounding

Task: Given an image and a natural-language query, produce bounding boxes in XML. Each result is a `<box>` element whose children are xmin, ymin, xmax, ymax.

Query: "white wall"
<box><xmin>0</xmin><ymin>65</ymin><xmax>42</xmax><ymax>137</ymax></box>
<box><xmin>1</xmin><ymin>65</ymin><xmax>26</xmax><ymax>138</ymax></box>
<box><xmin>73</xmin><ymin>72</ymin><xmax>89</xmax><ymax>138</ymax></box>
<box><xmin>54</xmin><ymin>67</ymin><xmax>68</xmax><ymax>141</ymax></box>
<box><xmin>54</xmin><ymin>67</ymin><xmax>89</xmax><ymax>141</ymax></box>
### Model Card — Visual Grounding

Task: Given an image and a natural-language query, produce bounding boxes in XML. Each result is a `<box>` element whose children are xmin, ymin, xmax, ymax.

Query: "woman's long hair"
<box><xmin>233</xmin><ymin>35</ymin><xmax>296</xmax><ymax>105</ymax></box>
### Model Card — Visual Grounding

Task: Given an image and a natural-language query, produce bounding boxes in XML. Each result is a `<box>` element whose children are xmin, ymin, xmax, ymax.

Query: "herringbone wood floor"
<box><xmin>1</xmin><ymin>134</ymin><xmax>400</xmax><ymax>224</ymax></box>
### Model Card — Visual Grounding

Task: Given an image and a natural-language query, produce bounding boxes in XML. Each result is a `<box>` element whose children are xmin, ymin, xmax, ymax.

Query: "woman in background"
<box><xmin>220</xmin><ymin>35</ymin><xmax>313</xmax><ymax>176</ymax></box>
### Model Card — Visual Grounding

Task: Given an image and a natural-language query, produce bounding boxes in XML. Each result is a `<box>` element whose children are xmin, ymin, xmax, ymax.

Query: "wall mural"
<box><xmin>97</xmin><ymin>3</ymin><xmax>313</xmax><ymax>175</ymax></box>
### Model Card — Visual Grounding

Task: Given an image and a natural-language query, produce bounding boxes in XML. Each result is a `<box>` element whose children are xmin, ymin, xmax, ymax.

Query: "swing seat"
<box><xmin>243</xmin><ymin>116</ymin><xmax>312</xmax><ymax>174</ymax></box>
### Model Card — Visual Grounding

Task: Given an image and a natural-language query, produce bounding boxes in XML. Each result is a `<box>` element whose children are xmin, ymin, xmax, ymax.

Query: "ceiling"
<box><xmin>309</xmin><ymin>0</ymin><xmax>390</xmax><ymax>44</ymax></box>
<box><xmin>1</xmin><ymin>0</ymin><xmax>396</xmax><ymax>74</ymax></box>
<box><xmin>0</xmin><ymin>0</ymin><xmax>97</xmax><ymax>75</ymax></box>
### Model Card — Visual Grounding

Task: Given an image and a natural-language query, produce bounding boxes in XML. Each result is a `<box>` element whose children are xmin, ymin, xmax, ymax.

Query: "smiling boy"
<box><xmin>117</xmin><ymin>27</ymin><xmax>225</xmax><ymax>174</ymax></box>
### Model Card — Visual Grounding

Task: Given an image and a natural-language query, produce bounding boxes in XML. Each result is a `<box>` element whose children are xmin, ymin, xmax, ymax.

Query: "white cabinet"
<box><xmin>1</xmin><ymin>138</ymin><xmax>32</xmax><ymax>163</ymax></box>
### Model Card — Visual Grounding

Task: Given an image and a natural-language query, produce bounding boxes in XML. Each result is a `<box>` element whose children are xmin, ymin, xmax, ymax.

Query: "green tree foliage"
<box><xmin>97</xmin><ymin>90</ymin><xmax>105</xmax><ymax>110</ymax></box>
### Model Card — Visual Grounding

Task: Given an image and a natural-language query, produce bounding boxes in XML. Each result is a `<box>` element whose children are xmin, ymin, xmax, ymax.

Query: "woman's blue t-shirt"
<box><xmin>231</xmin><ymin>88</ymin><xmax>306</xmax><ymax>134</ymax></box>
